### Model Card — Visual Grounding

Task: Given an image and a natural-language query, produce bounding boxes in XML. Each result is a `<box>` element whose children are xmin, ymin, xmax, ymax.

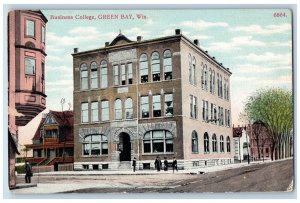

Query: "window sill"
<box><xmin>142</xmin><ymin>152</ymin><xmax>174</xmax><ymax>155</ymax></box>
<box><xmin>81</xmin><ymin>155</ymin><xmax>109</xmax><ymax>158</ymax></box>
<box><xmin>192</xmin><ymin>152</ymin><xmax>199</xmax><ymax>154</ymax></box>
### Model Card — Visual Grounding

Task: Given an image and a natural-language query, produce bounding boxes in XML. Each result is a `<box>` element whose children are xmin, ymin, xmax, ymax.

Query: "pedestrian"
<box><xmin>172</xmin><ymin>157</ymin><xmax>178</xmax><ymax>173</ymax></box>
<box><xmin>25</xmin><ymin>161</ymin><xmax>33</xmax><ymax>183</ymax></box>
<box><xmin>132</xmin><ymin>157</ymin><xmax>136</xmax><ymax>172</ymax></box>
<box><xmin>154</xmin><ymin>156</ymin><xmax>162</xmax><ymax>171</ymax></box>
<box><xmin>164</xmin><ymin>157</ymin><xmax>168</xmax><ymax>171</ymax></box>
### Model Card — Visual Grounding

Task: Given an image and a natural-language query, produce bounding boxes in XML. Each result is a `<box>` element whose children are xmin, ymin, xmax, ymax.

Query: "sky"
<box><xmin>17</xmin><ymin>9</ymin><xmax>292</xmax><ymax>148</ymax></box>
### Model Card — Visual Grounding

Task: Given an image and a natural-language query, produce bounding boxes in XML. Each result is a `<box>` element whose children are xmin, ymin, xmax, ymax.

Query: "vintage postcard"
<box><xmin>5</xmin><ymin>7</ymin><xmax>294</xmax><ymax>197</ymax></box>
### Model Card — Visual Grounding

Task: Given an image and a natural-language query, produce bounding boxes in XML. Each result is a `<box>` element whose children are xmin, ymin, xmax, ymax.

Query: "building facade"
<box><xmin>8</xmin><ymin>10</ymin><xmax>47</xmax><ymax>188</ymax></box>
<box><xmin>232</xmin><ymin>126</ymin><xmax>250</xmax><ymax>161</ymax></box>
<box><xmin>25</xmin><ymin>111</ymin><xmax>74</xmax><ymax>169</ymax></box>
<box><xmin>72</xmin><ymin>29</ymin><xmax>233</xmax><ymax>171</ymax></box>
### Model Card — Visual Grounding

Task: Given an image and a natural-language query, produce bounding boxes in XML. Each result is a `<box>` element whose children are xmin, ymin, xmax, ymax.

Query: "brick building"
<box><xmin>72</xmin><ymin>29</ymin><xmax>233</xmax><ymax>170</ymax></box>
<box><xmin>8</xmin><ymin>10</ymin><xmax>47</xmax><ymax>188</ymax></box>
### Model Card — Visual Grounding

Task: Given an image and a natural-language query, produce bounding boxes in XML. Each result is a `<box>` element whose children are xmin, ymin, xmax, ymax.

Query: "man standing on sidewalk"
<box><xmin>172</xmin><ymin>157</ymin><xmax>178</xmax><ymax>173</ymax></box>
<box><xmin>132</xmin><ymin>157</ymin><xmax>137</xmax><ymax>172</ymax></box>
<box><xmin>25</xmin><ymin>161</ymin><xmax>33</xmax><ymax>183</ymax></box>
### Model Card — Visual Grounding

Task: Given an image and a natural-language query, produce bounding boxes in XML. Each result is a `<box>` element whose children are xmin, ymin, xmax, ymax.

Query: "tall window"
<box><xmin>41</xmin><ymin>26</ymin><xmax>45</xmax><ymax>43</ymax></box>
<box><xmin>220</xmin><ymin>76</ymin><xmax>223</xmax><ymax>98</ymax></box>
<box><xmin>140</xmin><ymin>54</ymin><xmax>148</xmax><ymax>83</ymax></box>
<box><xmin>192</xmin><ymin>57</ymin><xmax>196</xmax><ymax>85</ymax></box>
<box><xmin>114</xmin><ymin>65</ymin><xmax>119</xmax><ymax>86</ymax></box>
<box><xmin>213</xmin><ymin>105</ymin><xmax>217</xmax><ymax>124</ymax></box>
<box><xmin>141</xmin><ymin>96</ymin><xmax>149</xmax><ymax>118</ymax></box>
<box><xmin>205</xmin><ymin>101</ymin><xmax>209</xmax><ymax>121</ymax></box>
<box><xmin>90</xmin><ymin>62</ymin><xmax>98</xmax><ymax>89</ymax></box>
<box><xmin>80</xmin><ymin>63</ymin><xmax>88</xmax><ymax>90</ymax></box>
<box><xmin>212</xmin><ymin>71</ymin><xmax>215</xmax><ymax>94</ymax></box>
<box><xmin>227</xmin><ymin>110</ymin><xmax>231</xmax><ymax>127</ymax></box>
<box><xmin>151</xmin><ymin>52</ymin><xmax>160</xmax><ymax>82</ymax></box>
<box><xmin>188</xmin><ymin>54</ymin><xmax>192</xmax><ymax>84</ymax></box>
<box><xmin>143</xmin><ymin>130</ymin><xmax>173</xmax><ymax>153</ymax></box>
<box><xmin>190</xmin><ymin>95</ymin><xmax>197</xmax><ymax>119</ymax></box>
<box><xmin>226</xmin><ymin>136</ymin><xmax>231</xmax><ymax>152</ymax></box>
<box><xmin>100</xmin><ymin>60</ymin><xmax>108</xmax><ymax>88</ymax></box>
<box><xmin>127</xmin><ymin>63</ymin><xmax>133</xmax><ymax>84</ymax></box>
<box><xmin>202</xmin><ymin>100</ymin><xmax>208</xmax><ymax>121</ymax></box>
<box><xmin>212</xmin><ymin>134</ymin><xmax>217</xmax><ymax>152</ymax></box>
<box><xmin>209</xmin><ymin>69</ymin><xmax>212</xmax><ymax>93</ymax></box>
<box><xmin>25</xmin><ymin>57</ymin><xmax>36</xmax><ymax>75</ymax></box>
<box><xmin>164</xmin><ymin>50</ymin><xmax>172</xmax><ymax>80</ymax></box>
<box><xmin>153</xmin><ymin>95</ymin><xmax>161</xmax><ymax>117</ymax></box>
<box><xmin>220</xmin><ymin>135</ymin><xmax>224</xmax><ymax>152</ymax></box>
<box><xmin>91</xmin><ymin>102</ymin><xmax>99</xmax><ymax>122</ymax></box>
<box><xmin>217</xmin><ymin>74</ymin><xmax>220</xmax><ymax>96</ymax></box>
<box><xmin>227</xmin><ymin>84</ymin><xmax>230</xmax><ymax>100</ymax></box>
<box><xmin>83</xmin><ymin>134</ymin><xmax>108</xmax><ymax>156</ymax></box>
<box><xmin>101</xmin><ymin>100</ymin><xmax>109</xmax><ymax>121</ymax></box>
<box><xmin>204</xmin><ymin>65</ymin><xmax>208</xmax><ymax>90</ymax></box>
<box><xmin>164</xmin><ymin>93</ymin><xmax>173</xmax><ymax>116</ymax></box>
<box><xmin>26</xmin><ymin>20</ymin><xmax>35</xmax><ymax>37</ymax></box>
<box><xmin>114</xmin><ymin>99</ymin><xmax>122</xmax><ymax>120</ymax></box>
<box><xmin>41</xmin><ymin>62</ymin><xmax>45</xmax><ymax>93</ymax></box>
<box><xmin>81</xmin><ymin>102</ymin><xmax>89</xmax><ymax>123</ymax></box>
<box><xmin>221</xmin><ymin>107</ymin><xmax>224</xmax><ymax>126</ymax></box>
<box><xmin>192</xmin><ymin>131</ymin><xmax>198</xmax><ymax>153</ymax></box>
<box><xmin>121</xmin><ymin>64</ymin><xmax>126</xmax><ymax>85</ymax></box>
<box><xmin>225</xmin><ymin>109</ymin><xmax>228</xmax><ymax>127</ymax></box>
<box><xmin>224</xmin><ymin>82</ymin><xmax>227</xmax><ymax>100</ymax></box>
<box><xmin>125</xmin><ymin>98</ymin><xmax>133</xmax><ymax>119</ymax></box>
<box><xmin>204</xmin><ymin>132</ymin><xmax>209</xmax><ymax>153</ymax></box>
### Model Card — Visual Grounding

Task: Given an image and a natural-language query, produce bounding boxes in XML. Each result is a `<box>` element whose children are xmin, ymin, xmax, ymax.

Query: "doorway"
<box><xmin>119</xmin><ymin>133</ymin><xmax>131</xmax><ymax>161</ymax></box>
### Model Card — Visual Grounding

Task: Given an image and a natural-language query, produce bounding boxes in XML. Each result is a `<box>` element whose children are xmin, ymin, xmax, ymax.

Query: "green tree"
<box><xmin>244</xmin><ymin>88</ymin><xmax>293</xmax><ymax>160</ymax></box>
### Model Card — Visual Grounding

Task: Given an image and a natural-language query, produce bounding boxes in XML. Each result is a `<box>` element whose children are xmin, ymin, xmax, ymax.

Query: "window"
<box><xmin>212</xmin><ymin>71</ymin><xmax>215</xmax><ymax>94</ymax></box>
<box><xmin>224</xmin><ymin>82</ymin><xmax>227</xmax><ymax>100</ymax></box>
<box><xmin>143</xmin><ymin>130</ymin><xmax>173</xmax><ymax>153</ymax></box>
<box><xmin>151</xmin><ymin>52</ymin><xmax>160</xmax><ymax>82</ymax></box>
<box><xmin>125</xmin><ymin>98</ymin><xmax>133</xmax><ymax>119</ymax></box>
<box><xmin>41</xmin><ymin>62</ymin><xmax>45</xmax><ymax>92</ymax></box>
<box><xmin>204</xmin><ymin>65</ymin><xmax>208</xmax><ymax>90</ymax></box>
<box><xmin>83</xmin><ymin>134</ymin><xmax>108</xmax><ymax>156</ymax></box>
<box><xmin>127</xmin><ymin>63</ymin><xmax>133</xmax><ymax>84</ymax></box>
<box><xmin>227</xmin><ymin>110</ymin><xmax>231</xmax><ymax>126</ymax></box>
<box><xmin>153</xmin><ymin>95</ymin><xmax>161</xmax><ymax>117</ymax></box>
<box><xmin>226</xmin><ymin>136</ymin><xmax>231</xmax><ymax>152</ymax></box>
<box><xmin>220</xmin><ymin>76</ymin><xmax>223</xmax><ymax>98</ymax></box>
<box><xmin>90</xmin><ymin>62</ymin><xmax>98</xmax><ymax>89</ymax></box>
<box><xmin>121</xmin><ymin>64</ymin><xmax>126</xmax><ymax>85</ymax></box>
<box><xmin>81</xmin><ymin>102</ymin><xmax>89</xmax><ymax>123</ymax></box>
<box><xmin>80</xmin><ymin>63</ymin><xmax>88</xmax><ymax>90</ymax></box>
<box><xmin>192</xmin><ymin>57</ymin><xmax>196</xmax><ymax>85</ymax></box>
<box><xmin>164</xmin><ymin>94</ymin><xmax>173</xmax><ymax>116</ymax></box>
<box><xmin>190</xmin><ymin>95</ymin><xmax>197</xmax><ymax>119</ymax></box>
<box><xmin>188</xmin><ymin>54</ymin><xmax>192</xmax><ymax>84</ymax></box>
<box><xmin>41</xmin><ymin>26</ymin><xmax>45</xmax><ymax>43</ymax></box>
<box><xmin>100</xmin><ymin>60</ymin><xmax>108</xmax><ymax>88</ymax></box>
<box><xmin>114</xmin><ymin>65</ymin><xmax>119</xmax><ymax>86</ymax></box>
<box><xmin>220</xmin><ymin>135</ymin><xmax>224</xmax><ymax>152</ymax></box>
<box><xmin>227</xmin><ymin>84</ymin><xmax>230</xmax><ymax>100</ymax></box>
<box><xmin>192</xmin><ymin>131</ymin><xmax>198</xmax><ymax>153</ymax></box>
<box><xmin>91</xmin><ymin>102</ymin><xmax>99</xmax><ymax>122</ymax></box>
<box><xmin>114</xmin><ymin>99</ymin><xmax>122</xmax><ymax>120</ymax></box>
<box><xmin>26</xmin><ymin>20</ymin><xmax>35</xmax><ymax>37</ymax></box>
<box><xmin>210</xmin><ymin>103</ymin><xmax>214</xmax><ymax>122</ymax></box>
<box><xmin>217</xmin><ymin>74</ymin><xmax>220</xmax><ymax>96</ymax></box>
<box><xmin>202</xmin><ymin>100</ymin><xmax>205</xmax><ymax>121</ymax></box>
<box><xmin>45</xmin><ymin>129</ymin><xmax>58</xmax><ymax>138</ymax></box>
<box><xmin>221</xmin><ymin>107</ymin><xmax>224</xmax><ymax>126</ymax></box>
<box><xmin>140</xmin><ymin>54</ymin><xmax>148</xmax><ymax>83</ymax></box>
<box><xmin>101</xmin><ymin>100</ymin><xmax>109</xmax><ymax>121</ymax></box>
<box><xmin>204</xmin><ymin>133</ymin><xmax>209</xmax><ymax>153</ymax></box>
<box><xmin>164</xmin><ymin>50</ymin><xmax>172</xmax><ymax>80</ymax></box>
<box><xmin>225</xmin><ymin>109</ymin><xmax>228</xmax><ymax>127</ymax></box>
<box><xmin>212</xmin><ymin>134</ymin><xmax>217</xmax><ymax>152</ymax></box>
<box><xmin>205</xmin><ymin>101</ymin><xmax>209</xmax><ymax>121</ymax></box>
<box><xmin>209</xmin><ymin>69</ymin><xmax>212</xmax><ymax>93</ymax></box>
<box><xmin>141</xmin><ymin>96</ymin><xmax>149</xmax><ymax>118</ymax></box>
<box><xmin>213</xmin><ymin>105</ymin><xmax>217</xmax><ymax>124</ymax></box>
<box><xmin>25</xmin><ymin>57</ymin><xmax>36</xmax><ymax>75</ymax></box>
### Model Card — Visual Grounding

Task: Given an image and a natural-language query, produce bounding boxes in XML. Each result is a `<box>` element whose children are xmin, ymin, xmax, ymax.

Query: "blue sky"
<box><xmin>18</xmin><ymin>9</ymin><xmax>292</xmax><ymax>145</ymax></box>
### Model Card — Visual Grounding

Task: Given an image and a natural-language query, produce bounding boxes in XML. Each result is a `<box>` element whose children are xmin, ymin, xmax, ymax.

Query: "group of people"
<box><xmin>132</xmin><ymin>156</ymin><xmax>178</xmax><ymax>173</ymax></box>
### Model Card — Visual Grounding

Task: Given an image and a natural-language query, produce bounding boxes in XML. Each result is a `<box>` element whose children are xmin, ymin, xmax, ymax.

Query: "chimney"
<box><xmin>137</xmin><ymin>36</ymin><xmax>143</xmax><ymax>42</ymax></box>
<box><xmin>105</xmin><ymin>42</ymin><xmax>110</xmax><ymax>47</ymax></box>
<box><xmin>193</xmin><ymin>39</ymin><xmax>199</xmax><ymax>46</ymax></box>
<box><xmin>205</xmin><ymin>51</ymin><xmax>208</xmax><ymax>54</ymax></box>
<box><xmin>212</xmin><ymin>57</ymin><xmax>215</xmax><ymax>60</ymax></box>
<box><xmin>175</xmin><ymin>29</ymin><xmax>181</xmax><ymax>35</ymax></box>
<box><xmin>220</xmin><ymin>63</ymin><xmax>223</xmax><ymax>66</ymax></box>
<box><xmin>74</xmin><ymin>48</ymin><xmax>78</xmax><ymax>53</ymax></box>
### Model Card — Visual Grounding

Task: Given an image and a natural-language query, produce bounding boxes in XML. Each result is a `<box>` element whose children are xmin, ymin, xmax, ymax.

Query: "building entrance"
<box><xmin>119</xmin><ymin>133</ymin><xmax>131</xmax><ymax>161</ymax></box>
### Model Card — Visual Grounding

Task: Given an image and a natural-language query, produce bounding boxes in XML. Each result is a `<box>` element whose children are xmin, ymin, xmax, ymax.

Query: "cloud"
<box><xmin>236</xmin><ymin>52</ymin><xmax>292</xmax><ymax>66</ymax></box>
<box><xmin>270</xmin><ymin>40</ymin><xmax>292</xmax><ymax>48</ymax></box>
<box><xmin>181</xmin><ymin>19</ymin><xmax>229</xmax><ymax>30</ymax></box>
<box><xmin>230</xmin><ymin>23</ymin><xmax>291</xmax><ymax>35</ymax></box>
<box><xmin>258</xmin><ymin>74</ymin><xmax>292</xmax><ymax>86</ymax></box>
<box><xmin>232</xmin><ymin>64</ymin><xmax>292</xmax><ymax>74</ymax></box>
<box><xmin>47</xmin><ymin>65</ymin><xmax>73</xmax><ymax>75</ymax></box>
<box><xmin>189</xmin><ymin>34</ymin><xmax>212</xmax><ymax>40</ymax></box>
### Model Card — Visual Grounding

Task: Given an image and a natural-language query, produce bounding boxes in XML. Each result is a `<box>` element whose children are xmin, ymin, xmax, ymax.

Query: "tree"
<box><xmin>244</xmin><ymin>88</ymin><xmax>293</xmax><ymax>160</ymax></box>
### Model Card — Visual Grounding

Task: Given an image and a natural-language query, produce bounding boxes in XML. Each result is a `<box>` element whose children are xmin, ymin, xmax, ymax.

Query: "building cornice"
<box><xmin>15</xmin><ymin>44</ymin><xmax>47</xmax><ymax>56</ymax></box>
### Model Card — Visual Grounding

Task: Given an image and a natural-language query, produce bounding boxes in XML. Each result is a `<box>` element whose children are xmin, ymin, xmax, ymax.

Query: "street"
<box><xmin>13</xmin><ymin>159</ymin><xmax>293</xmax><ymax>193</ymax></box>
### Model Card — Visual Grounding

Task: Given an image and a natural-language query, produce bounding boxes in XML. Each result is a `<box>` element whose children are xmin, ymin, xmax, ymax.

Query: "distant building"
<box><xmin>232</xmin><ymin>126</ymin><xmax>250</xmax><ymax>161</ymax></box>
<box><xmin>8</xmin><ymin>10</ymin><xmax>47</xmax><ymax>189</ymax></box>
<box><xmin>72</xmin><ymin>29</ymin><xmax>233</xmax><ymax>171</ymax></box>
<box><xmin>25</xmin><ymin>111</ymin><xmax>74</xmax><ymax>170</ymax></box>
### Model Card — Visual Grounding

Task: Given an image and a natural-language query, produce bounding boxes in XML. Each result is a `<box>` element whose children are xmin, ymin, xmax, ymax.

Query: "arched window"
<box><xmin>217</xmin><ymin>73</ymin><xmax>220</xmax><ymax>96</ymax></box>
<box><xmin>188</xmin><ymin>54</ymin><xmax>192</xmax><ymax>84</ymax></box>
<box><xmin>90</xmin><ymin>62</ymin><xmax>98</xmax><ymax>89</ymax></box>
<box><xmin>140</xmin><ymin>54</ymin><xmax>148</xmax><ymax>83</ymax></box>
<box><xmin>114</xmin><ymin>99</ymin><xmax>122</xmax><ymax>120</ymax></box>
<box><xmin>226</xmin><ymin>136</ymin><xmax>231</xmax><ymax>152</ymax></box>
<box><xmin>125</xmin><ymin>98</ymin><xmax>133</xmax><ymax>119</ymax></box>
<box><xmin>82</xmin><ymin>134</ymin><xmax>108</xmax><ymax>156</ymax></box>
<box><xmin>204</xmin><ymin>64</ymin><xmax>208</xmax><ymax>90</ymax></box>
<box><xmin>163</xmin><ymin>50</ymin><xmax>172</xmax><ymax>80</ymax></box>
<box><xmin>212</xmin><ymin>134</ymin><xmax>217</xmax><ymax>152</ymax></box>
<box><xmin>204</xmin><ymin>132</ymin><xmax>209</xmax><ymax>153</ymax></box>
<box><xmin>209</xmin><ymin>68</ymin><xmax>212</xmax><ymax>93</ymax></box>
<box><xmin>100</xmin><ymin>60</ymin><xmax>108</xmax><ymax>88</ymax></box>
<box><xmin>143</xmin><ymin>130</ymin><xmax>173</xmax><ymax>153</ymax></box>
<box><xmin>220</xmin><ymin>135</ymin><xmax>224</xmax><ymax>152</ymax></box>
<box><xmin>220</xmin><ymin>76</ymin><xmax>223</xmax><ymax>98</ymax></box>
<box><xmin>212</xmin><ymin>70</ymin><xmax>215</xmax><ymax>94</ymax></box>
<box><xmin>192</xmin><ymin>131</ymin><xmax>198</xmax><ymax>153</ymax></box>
<box><xmin>151</xmin><ymin>52</ymin><xmax>160</xmax><ymax>82</ymax></box>
<box><xmin>80</xmin><ymin>63</ymin><xmax>88</xmax><ymax>90</ymax></box>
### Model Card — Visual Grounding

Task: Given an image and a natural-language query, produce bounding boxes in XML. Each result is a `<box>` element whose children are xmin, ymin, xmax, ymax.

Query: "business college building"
<box><xmin>72</xmin><ymin>29</ymin><xmax>233</xmax><ymax>170</ymax></box>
